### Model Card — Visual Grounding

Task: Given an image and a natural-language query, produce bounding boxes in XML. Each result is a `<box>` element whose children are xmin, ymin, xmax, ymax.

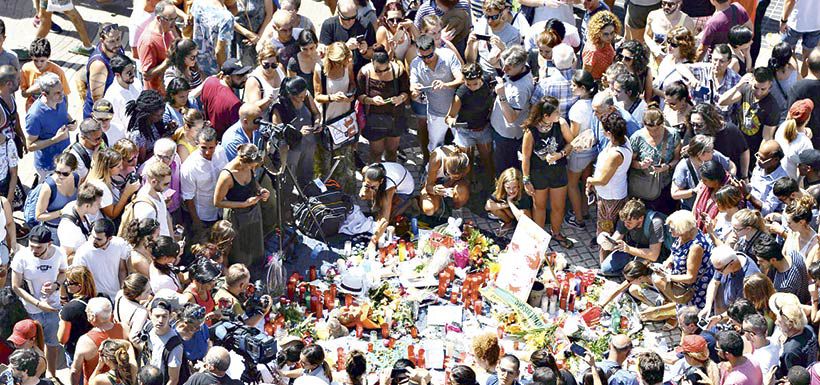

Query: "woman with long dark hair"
<box><xmin>162</xmin><ymin>77</ymin><xmax>195</xmax><ymax>128</ymax></box>
<box><xmin>768</xmin><ymin>42</ymin><xmax>801</xmax><ymax>117</ymax></box>
<box><xmin>565</xmin><ymin>70</ymin><xmax>598</xmax><ymax>230</ymax></box>
<box><xmin>271</xmin><ymin>77</ymin><xmax>321</xmax><ymax>188</ymax></box>
<box><xmin>692</xmin><ymin>160</ymin><xmax>731</xmax><ymax>232</ymax></box>
<box><xmin>300</xmin><ymin>344</ymin><xmax>333</xmax><ymax>384</ymax></box>
<box><xmin>113</xmin><ymin>273</ymin><xmax>150</xmax><ymax>344</ymax></box>
<box><xmin>287</xmin><ymin>30</ymin><xmax>320</xmax><ymax>96</ymax></box>
<box><xmin>375</xmin><ymin>0</ymin><xmax>417</xmax><ymax>68</ymax></box>
<box><xmin>357</xmin><ymin>45</ymin><xmax>410</xmax><ymax>162</ymax></box>
<box><xmin>126</xmin><ymin>90</ymin><xmax>167</xmax><ymax>163</ymax></box>
<box><xmin>164</xmin><ymin>38</ymin><xmax>203</xmax><ymax>92</ymax></box>
<box><xmin>182</xmin><ymin>258</ymin><xmax>222</xmax><ymax>319</ymax></box>
<box><xmin>521</xmin><ymin>96</ymin><xmax>574</xmax><ymax>248</ymax></box>
<box><xmin>148</xmin><ymin>235</ymin><xmax>182</xmax><ymax>293</ymax></box>
<box><xmin>124</xmin><ymin>218</ymin><xmax>160</xmax><ymax>277</ymax></box>
<box><xmin>359</xmin><ymin>162</ymin><xmax>414</xmax><ymax>245</ymax></box>
<box><xmin>616</xmin><ymin>40</ymin><xmax>653</xmax><ymax>102</ymax></box>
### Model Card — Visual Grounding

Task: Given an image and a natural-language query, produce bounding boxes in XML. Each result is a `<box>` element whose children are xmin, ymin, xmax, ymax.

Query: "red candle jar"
<box><xmin>336</xmin><ymin>347</ymin><xmax>345</xmax><ymax>371</ymax></box>
<box><xmin>473</xmin><ymin>300</ymin><xmax>483</xmax><ymax>315</ymax></box>
<box><xmin>410</xmin><ymin>326</ymin><xmax>418</xmax><ymax>339</ymax></box>
<box><xmin>287</xmin><ymin>282</ymin><xmax>296</xmax><ymax>300</ymax></box>
<box><xmin>407</xmin><ymin>345</ymin><xmax>415</xmax><ymax>363</ymax></box>
<box><xmin>368</xmin><ymin>342</ymin><xmax>374</xmax><ymax>352</ymax></box>
<box><xmin>312</xmin><ymin>296</ymin><xmax>323</xmax><ymax>318</ymax></box>
<box><xmin>345</xmin><ymin>294</ymin><xmax>353</xmax><ymax>307</ymax></box>
<box><xmin>323</xmin><ymin>290</ymin><xmax>335</xmax><ymax>311</ymax></box>
<box><xmin>417</xmin><ymin>349</ymin><xmax>426</xmax><ymax>368</ymax></box>
<box><xmin>388</xmin><ymin>337</ymin><xmax>396</xmax><ymax>348</ymax></box>
<box><xmin>450</xmin><ymin>289</ymin><xmax>459</xmax><ymax>304</ymax></box>
<box><xmin>329</xmin><ymin>284</ymin><xmax>337</xmax><ymax>299</ymax></box>
<box><xmin>381</xmin><ymin>322</ymin><xmax>390</xmax><ymax>339</ymax></box>
<box><xmin>438</xmin><ymin>271</ymin><xmax>451</xmax><ymax>298</ymax></box>
<box><xmin>446</xmin><ymin>264</ymin><xmax>455</xmax><ymax>278</ymax></box>
<box><xmin>355</xmin><ymin>322</ymin><xmax>363</xmax><ymax>338</ymax></box>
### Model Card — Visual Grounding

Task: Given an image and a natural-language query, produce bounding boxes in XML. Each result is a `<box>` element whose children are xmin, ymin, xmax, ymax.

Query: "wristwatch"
<box><xmin>498</xmin><ymin>95</ymin><xmax>508</xmax><ymax>103</ymax></box>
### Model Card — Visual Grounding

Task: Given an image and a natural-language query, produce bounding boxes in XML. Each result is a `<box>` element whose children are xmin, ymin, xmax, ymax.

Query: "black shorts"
<box><xmin>362</xmin><ymin>113</ymin><xmax>406</xmax><ymax>141</ymax></box>
<box><xmin>626</xmin><ymin>2</ymin><xmax>661</xmax><ymax>29</ymax></box>
<box><xmin>531</xmin><ymin>165</ymin><xmax>568</xmax><ymax>190</ymax></box>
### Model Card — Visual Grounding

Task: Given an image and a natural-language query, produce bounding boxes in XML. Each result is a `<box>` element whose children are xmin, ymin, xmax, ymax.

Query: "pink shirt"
<box><xmin>722</xmin><ymin>357</ymin><xmax>763</xmax><ymax>385</ymax></box>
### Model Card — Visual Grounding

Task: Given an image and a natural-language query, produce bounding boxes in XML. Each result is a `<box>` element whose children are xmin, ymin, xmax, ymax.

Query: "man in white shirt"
<box><xmin>181</xmin><ymin>126</ymin><xmax>222</xmax><ymax>240</ymax></box>
<box><xmin>134</xmin><ymin>161</ymin><xmax>173</xmax><ymax>236</ymax></box>
<box><xmin>743</xmin><ymin>313</ymin><xmax>780</xmax><ymax>378</ymax></box>
<box><xmin>58</xmin><ymin>183</ymin><xmax>103</xmax><ymax>262</ymax></box>
<box><xmin>103</xmin><ymin>54</ymin><xmax>142</xmax><ymax>144</ymax></box>
<box><xmin>72</xmin><ymin>218</ymin><xmax>130</xmax><ymax>300</ymax></box>
<box><xmin>66</xmin><ymin>118</ymin><xmax>103</xmax><ymax>180</ymax></box>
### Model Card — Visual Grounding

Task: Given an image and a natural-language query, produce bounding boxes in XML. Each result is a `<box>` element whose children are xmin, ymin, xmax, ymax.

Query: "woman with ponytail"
<box><xmin>731</xmin><ymin>208</ymin><xmax>768</xmax><ymax>257</ymax></box>
<box><xmin>359</xmin><ymin>162</ymin><xmax>414</xmax><ymax>246</ymax></box>
<box><xmin>125</xmin><ymin>90</ymin><xmax>167</xmax><ymax>163</ymax></box>
<box><xmin>271</xmin><ymin>76</ymin><xmax>321</xmax><ymax>188</ymax></box>
<box><xmin>775</xmin><ymin>99</ymin><xmax>814</xmax><ymax>179</ymax></box>
<box><xmin>768</xmin><ymin>42</ymin><xmax>801</xmax><ymax>120</ymax></box>
<box><xmin>771</xmin><ymin>195</ymin><xmax>817</xmax><ymax>266</ymax></box>
<box><xmin>420</xmin><ymin>144</ymin><xmax>471</xmax><ymax>217</ymax></box>
<box><xmin>90</xmin><ymin>339</ymin><xmax>136</xmax><ymax>385</ymax></box>
<box><xmin>299</xmin><ymin>344</ymin><xmax>333</xmax><ymax>384</ymax></box>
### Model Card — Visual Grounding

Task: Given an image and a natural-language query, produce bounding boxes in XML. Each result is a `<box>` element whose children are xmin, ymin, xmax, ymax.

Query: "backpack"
<box><xmin>66</xmin><ymin>141</ymin><xmax>92</xmax><ymax>171</ymax></box>
<box><xmin>22</xmin><ymin>173</ymin><xmax>79</xmax><ymax>228</ymax></box>
<box><xmin>643</xmin><ymin>210</ymin><xmax>674</xmax><ymax>252</ymax></box>
<box><xmin>60</xmin><ymin>208</ymin><xmax>91</xmax><ymax>239</ymax></box>
<box><xmin>117</xmin><ymin>195</ymin><xmax>157</xmax><ymax>237</ymax></box>
<box><xmin>137</xmin><ymin>322</ymin><xmax>192</xmax><ymax>385</ymax></box>
<box><xmin>292</xmin><ymin>181</ymin><xmax>352</xmax><ymax>240</ymax></box>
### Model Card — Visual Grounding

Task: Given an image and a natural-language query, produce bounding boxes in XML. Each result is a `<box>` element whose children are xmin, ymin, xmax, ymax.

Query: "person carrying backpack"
<box><xmin>23</xmin><ymin>153</ymin><xmax>79</xmax><ymax>244</ymax></box>
<box><xmin>70</xmin><ymin>297</ymin><xmax>125</xmax><ymax>385</ymax></box>
<box><xmin>142</xmin><ymin>299</ymin><xmax>186</xmax><ymax>385</ymax></box>
<box><xmin>598</xmin><ymin>198</ymin><xmax>669</xmax><ymax>277</ymax></box>
<box><xmin>56</xmin><ymin>183</ymin><xmax>103</xmax><ymax>261</ymax></box>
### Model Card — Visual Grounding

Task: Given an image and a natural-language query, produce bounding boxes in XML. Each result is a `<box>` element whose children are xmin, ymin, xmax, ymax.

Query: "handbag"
<box><xmin>667</xmin><ymin>281</ymin><xmax>694</xmax><ymax>304</ymax></box>
<box><xmin>628</xmin><ymin>130</ymin><xmax>670</xmax><ymax>201</ymax></box>
<box><xmin>362</xmin><ymin>63</ymin><xmax>401</xmax><ymax>135</ymax></box>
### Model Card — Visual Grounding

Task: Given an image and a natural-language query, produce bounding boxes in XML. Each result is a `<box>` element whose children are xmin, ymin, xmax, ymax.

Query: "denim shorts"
<box><xmin>782</xmin><ymin>27</ymin><xmax>820</xmax><ymax>50</ymax></box>
<box><xmin>411</xmin><ymin>101</ymin><xmax>427</xmax><ymax>117</ymax></box>
<box><xmin>567</xmin><ymin>149</ymin><xmax>597</xmax><ymax>173</ymax></box>
<box><xmin>30</xmin><ymin>311</ymin><xmax>60</xmax><ymax>347</ymax></box>
<box><xmin>454</xmin><ymin>126</ymin><xmax>493</xmax><ymax>147</ymax></box>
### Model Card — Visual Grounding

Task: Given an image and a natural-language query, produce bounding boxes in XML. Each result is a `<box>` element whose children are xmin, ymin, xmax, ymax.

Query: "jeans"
<box><xmin>601</xmin><ymin>250</ymin><xmax>633</xmax><ymax>276</ymax></box>
<box><xmin>491</xmin><ymin>129</ymin><xmax>522</xmax><ymax>177</ymax></box>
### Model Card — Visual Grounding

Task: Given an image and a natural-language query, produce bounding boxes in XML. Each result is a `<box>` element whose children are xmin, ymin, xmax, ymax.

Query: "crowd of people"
<box><xmin>1</xmin><ymin>0</ymin><xmax>820</xmax><ymax>382</ymax></box>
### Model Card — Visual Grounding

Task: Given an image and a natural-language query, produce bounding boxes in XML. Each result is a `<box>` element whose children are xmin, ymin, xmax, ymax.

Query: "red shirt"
<box><xmin>137</xmin><ymin>21</ymin><xmax>174</xmax><ymax>94</ymax></box>
<box><xmin>81</xmin><ymin>323</ymin><xmax>125</xmax><ymax>385</ymax></box>
<box><xmin>200</xmin><ymin>76</ymin><xmax>241</xmax><ymax>138</ymax></box>
<box><xmin>582</xmin><ymin>43</ymin><xmax>615</xmax><ymax>80</ymax></box>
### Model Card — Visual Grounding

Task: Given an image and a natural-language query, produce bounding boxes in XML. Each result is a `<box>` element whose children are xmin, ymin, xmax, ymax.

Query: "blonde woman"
<box><xmin>485</xmin><ymin>168</ymin><xmax>533</xmax><ymax>234</ymax></box>
<box><xmin>771</xmin><ymin>196</ymin><xmax>818</xmax><ymax>266</ymax></box>
<box><xmin>775</xmin><ymin>99</ymin><xmax>814</xmax><ymax>179</ymax></box>
<box><xmin>312</xmin><ymin>42</ymin><xmax>358</xmax><ymax>195</ymax></box>
<box><xmin>773</xmin><ymin>303</ymin><xmax>816</xmax><ymax>377</ymax></box>
<box><xmin>244</xmin><ymin>44</ymin><xmax>286</xmax><ymax>113</ymax></box>
<box><xmin>214</xmin><ymin>144</ymin><xmax>270</xmax><ymax>272</ymax></box>
<box><xmin>110</xmin><ymin>139</ymin><xmax>141</xmax><ymax>204</ymax></box>
<box><xmin>731</xmin><ymin>209</ymin><xmax>769</xmax><ymax>256</ymax></box>
<box><xmin>58</xmin><ymin>266</ymin><xmax>97</xmax><ymax>363</ymax></box>
<box><xmin>87</xmin><ymin>148</ymin><xmax>139</xmax><ymax>220</ymax></box>
<box><xmin>207</xmin><ymin>220</ymin><xmax>236</xmax><ymax>268</ymax></box>
<box><xmin>89</xmin><ymin>339</ymin><xmax>136</xmax><ymax>385</ymax></box>
<box><xmin>653</xmin><ymin>210</ymin><xmax>713</xmax><ymax>308</ymax></box>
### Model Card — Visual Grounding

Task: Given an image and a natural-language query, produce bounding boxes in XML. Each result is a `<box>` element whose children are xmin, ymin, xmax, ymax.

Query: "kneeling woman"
<box><xmin>485</xmin><ymin>168</ymin><xmax>533</xmax><ymax>235</ymax></box>
<box><xmin>420</xmin><ymin>145</ymin><xmax>470</xmax><ymax>216</ymax></box>
<box><xmin>360</xmin><ymin>163</ymin><xmax>415</xmax><ymax>245</ymax></box>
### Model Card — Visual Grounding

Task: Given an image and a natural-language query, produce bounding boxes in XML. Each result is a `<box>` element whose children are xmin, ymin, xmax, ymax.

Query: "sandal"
<box><xmin>552</xmin><ymin>234</ymin><xmax>574</xmax><ymax>249</ymax></box>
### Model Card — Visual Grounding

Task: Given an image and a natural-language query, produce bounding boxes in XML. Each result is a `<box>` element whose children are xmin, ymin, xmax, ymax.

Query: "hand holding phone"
<box><xmin>569</xmin><ymin>343</ymin><xmax>587</xmax><ymax>357</ymax></box>
<box><xmin>475</xmin><ymin>34</ymin><xmax>491</xmax><ymax>41</ymax></box>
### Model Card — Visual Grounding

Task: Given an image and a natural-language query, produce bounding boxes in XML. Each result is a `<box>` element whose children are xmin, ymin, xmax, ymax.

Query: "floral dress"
<box><xmin>191</xmin><ymin>1</ymin><xmax>234</xmax><ymax>76</ymax></box>
<box><xmin>671</xmin><ymin>231</ymin><xmax>714</xmax><ymax>309</ymax></box>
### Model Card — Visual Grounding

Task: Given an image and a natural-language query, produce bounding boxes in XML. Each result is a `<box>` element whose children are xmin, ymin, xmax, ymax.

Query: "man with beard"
<box><xmin>103</xmin><ymin>54</ymin><xmax>142</xmax><ymax>144</ymax></box>
<box><xmin>677</xmin><ymin>44</ymin><xmax>741</xmax><ymax>123</ymax></box>
<box><xmin>717</xmin><ymin>330</ymin><xmax>762</xmax><ymax>385</ymax></box>
<box><xmin>319</xmin><ymin>0</ymin><xmax>375</xmax><ymax>75</ymax></box>
<box><xmin>134</xmin><ymin>161</ymin><xmax>174</xmax><ymax>237</ymax></box>
<box><xmin>465</xmin><ymin>0</ymin><xmax>521</xmax><ymax>76</ymax></box>
<box><xmin>181</xmin><ymin>127</ymin><xmax>223</xmax><ymax>241</ymax></box>
<box><xmin>742</xmin><ymin>140</ymin><xmax>788</xmax><ymax>216</ymax></box>
<box><xmin>72</xmin><ymin>219</ymin><xmax>130</xmax><ymax>300</ymax></box>
<box><xmin>200</xmin><ymin>59</ymin><xmax>251</xmax><ymax>138</ymax></box>
<box><xmin>84</xmin><ymin>23</ymin><xmax>125</xmax><ymax>119</ymax></box>
<box><xmin>718</xmin><ymin>67</ymin><xmax>782</xmax><ymax>153</ymax></box>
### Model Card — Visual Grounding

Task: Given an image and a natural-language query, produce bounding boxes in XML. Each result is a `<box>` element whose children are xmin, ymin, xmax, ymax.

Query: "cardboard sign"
<box><xmin>494</xmin><ymin>215</ymin><xmax>551</xmax><ymax>302</ymax></box>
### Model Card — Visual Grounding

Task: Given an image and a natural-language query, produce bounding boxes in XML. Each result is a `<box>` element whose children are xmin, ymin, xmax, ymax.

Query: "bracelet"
<box><xmin>522</xmin><ymin>175</ymin><xmax>531</xmax><ymax>183</ymax></box>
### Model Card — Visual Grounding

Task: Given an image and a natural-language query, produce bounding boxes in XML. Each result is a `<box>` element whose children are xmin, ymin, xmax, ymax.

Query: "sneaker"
<box><xmin>70</xmin><ymin>45</ymin><xmax>94</xmax><ymax>56</ymax></box>
<box><xmin>50</xmin><ymin>21</ymin><xmax>63</xmax><ymax>33</ymax></box>
<box><xmin>564</xmin><ymin>214</ymin><xmax>586</xmax><ymax>229</ymax></box>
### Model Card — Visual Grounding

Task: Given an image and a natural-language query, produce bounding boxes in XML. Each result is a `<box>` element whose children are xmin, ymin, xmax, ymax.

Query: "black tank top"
<box><xmin>222</xmin><ymin>169</ymin><xmax>257</xmax><ymax>202</ymax></box>
<box><xmin>0</xmin><ymin>96</ymin><xmax>17</xmax><ymax>137</ymax></box>
<box><xmin>529</xmin><ymin>122</ymin><xmax>567</xmax><ymax>170</ymax></box>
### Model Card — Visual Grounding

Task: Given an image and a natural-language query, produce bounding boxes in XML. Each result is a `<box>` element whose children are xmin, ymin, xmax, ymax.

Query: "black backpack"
<box><xmin>292</xmin><ymin>181</ymin><xmax>352</xmax><ymax>240</ymax></box>
<box><xmin>137</xmin><ymin>322</ymin><xmax>192</xmax><ymax>385</ymax></box>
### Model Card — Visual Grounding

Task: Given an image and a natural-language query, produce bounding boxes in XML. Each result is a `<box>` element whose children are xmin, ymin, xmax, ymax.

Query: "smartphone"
<box><xmin>475</xmin><ymin>34</ymin><xmax>491</xmax><ymax>41</ymax></box>
<box><xmin>603</xmin><ymin>233</ymin><xmax>617</xmax><ymax>244</ymax></box>
<box><xmin>417</xmin><ymin>85</ymin><xmax>433</xmax><ymax>91</ymax></box>
<box><xmin>587</xmin><ymin>192</ymin><xmax>596</xmax><ymax>206</ymax></box>
<box><xmin>452</xmin><ymin>122</ymin><xmax>468</xmax><ymax>129</ymax></box>
<box><xmin>163</xmin><ymin>189</ymin><xmax>176</xmax><ymax>199</ymax></box>
<box><xmin>696</xmin><ymin>317</ymin><xmax>710</xmax><ymax>330</ymax></box>
<box><xmin>174</xmin><ymin>224</ymin><xmax>185</xmax><ymax>237</ymax></box>
<box><xmin>569</xmin><ymin>343</ymin><xmax>587</xmax><ymax>357</ymax></box>
<box><xmin>345</xmin><ymin>90</ymin><xmax>357</xmax><ymax>98</ymax></box>
<box><xmin>443</xmin><ymin>187</ymin><xmax>455</xmax><ymax>198</ymax></box>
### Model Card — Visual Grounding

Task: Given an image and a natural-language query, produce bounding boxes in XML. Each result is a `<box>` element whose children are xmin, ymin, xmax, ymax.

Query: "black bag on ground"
<box><xmin>292</xmin><ymin>181</ymin><xmax>352</xmax><ymax>239</ymax></box>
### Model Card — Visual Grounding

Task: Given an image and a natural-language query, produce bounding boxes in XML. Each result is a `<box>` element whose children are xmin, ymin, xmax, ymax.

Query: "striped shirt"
<box><xmin>530</xmin><ymin>67</ymin><xmax>578</xmax><ymax>121</ymax></box>
<box><xmin>769</xmin><ymin>250</ymin><xmax>811</xmax><ymax>304</ymax></box>
<box><xmin>413</xmin><ymin>0</ymin><xmax>472</xmax><ymax>28</ymax></box>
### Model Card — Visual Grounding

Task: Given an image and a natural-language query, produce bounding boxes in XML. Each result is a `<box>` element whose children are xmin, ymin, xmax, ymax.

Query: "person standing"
<box><xmin>200</xmin><ymin>59</ymin><xmax>251</xmax><ymax>138</ymax></box>
<box><xmin>717</xmin><ymin>331</ymin><xmax>763</xmax><ymax>385</ymax></box>
<box><xmin>137</xmin><ymin>1</ymin><xmax>176</xmax><ymax>93</ymax></box>
<box><xmin>696</xmin><ymin>0</ymin><xmax>752</xmax><ymax>61</ymax></box>
<box><xmin>718</xmin><ymin>68</ymin><xmax>782</xmax><ymax>154</ymax></box>
<box><xmin>72</xmin><ymin>219</ymin><xmax>130</xmax><ymax>300</ymax></box>
<box><xmin>10</xmin><ymin>225</ymin><xmax>67</xmax><ymax>380</ymax></box>
<box><xmin>190</xmin><ymin>0</ymin><xmax>235</xmax><ymax>76</ymax></box>
<box><xmin>0</xmin><ymin>65</ymin><xmax>26</xmax><ymax>159</ymax></box>
<box><xmin>103</xmin><ymin>54</ymin><xmax>142</xmax><ymax>145</ymax></box>
<box><xmin>644</xmin><ymin>0</ymin><xmax>695</xmax><ymax>67</ymax></box>
<box><xmin>19</xmin><ymin>38</ymin><xmax>71</xmax><ymax>112</ymax></box>
<box><xmin>488</xmin><ymin>46</ymin><xmax>532</xmax><ymax>176</ymax></box>
<box><xmin>134</xmin><ymin>161</ymin><xmax>173</xmax><ymax>237</ymax></box>
<box><xmin>84</xmin><ymin>24</ymin><xmax>125</xmax><ymax>119</ymax></box>
<box><xmin>24</xmin><ymin>73</ymin><xmax>74</xmax><ymax>180</ymax></box>
<box><xmin>181</xmin><ymin>127</ymin><xmax>222</xmax><ymax>241</ymax></box>
<box><xmin>70</xmin><ymin>297</ymin><xmax>125</xmax><ymax>385</ymax></box>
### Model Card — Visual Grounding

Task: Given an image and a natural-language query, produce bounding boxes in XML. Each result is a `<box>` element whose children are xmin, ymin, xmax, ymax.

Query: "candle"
<box><xmin>323</xmin><ymin>290</ymin><xmax>335</xmax><ymax>311</ymax></box>
<box><xmin>312</xmin><ymin>295</ymin><xmax>323</xmax><ymax>318</ymax></box>
<box><xmin>381</xmin><ymin>323</ymin><xmax>390</xmax><ymax>339</ymax></box>
<box><xmin>417</xmin><ymin>348</ymin><xmax>426</xmax><ymax>368</ymax></box>
<box><xmin>345</xmin><ymin>294</ymin><xmax>353</xmax><ymax>307</ymax></box>
<box><xmin>336</xmin><ymin>347</ymin><xmax>345</xmax><ymax>371</ymax></box>
<box><xmin>438</xmin><ymin>271</ymin><xmax>451</xmax><ymax>298</ymax></box>
<box><xmin>330</xmin><ymin>284</ymin><xmax>337</xmax><ymax>299</ymax></box>
<box><xmin>287</xmin><ymin>282</ymin><xmax>296</xmax><ymax>300</ymax></box>
<box><xmin>410</xmin><ymin>326</ymin><xmax>418</xmax><ymax>339</ymax></box>
<box><xmin>450</xmin><ymin>288</ymin><xmax>459</xmax><ymax>304</ymax></box>
<box><xmin>388</xmin><ymin>337</ymin><xmax>396</xmax><ymax>348</ymax></box>
<box><xmin>356</xmin><ymin>322</ymin><xmax>363</xmax><ymax>338</ymax></box>
<box><xmin>473</xmin><ymin>300</ymin><xmax>483</xmax><ymax>315</ymax></box>
<box><xmin>407</xmin><ymin>345</ymin><xmax>415</xmax><ymax>363</ymax></box>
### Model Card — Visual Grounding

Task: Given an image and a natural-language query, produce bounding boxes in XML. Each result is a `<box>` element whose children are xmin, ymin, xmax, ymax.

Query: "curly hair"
<box><xmin>124</xmin><ymin>218</ymin><xmax>160</xmax><ymax>248</ymax></box>
<box><xmin>471</xmin><ymin>332</ymin><xmax>501</xmax><ymax>367</ymax></box>
<box><xmin>668</xmin><ymin>26</ymin><xmax>696</xmax><ymax>62</ymax></box>
<box><xmin>689</xmin><ymin>103</ymin><xmax>724</xmax><ymax>136</ymax></box>
<box><xmin>618</xmin><ymin>40</ymin><xmax>649</xmax><ymax>79</ymax></box>
<box><xmin>588</xmin><ymin>11</ymin><xmax>621</xmax><ymax>47</ymax></box>
<box><xmin>125</xmin><ymin>90</ymin><xmax>165</xmax><ymax>144</ymax></box>
<box><xmin>99</xmin><ymin>339</ymin><xmax>136</xmax><ymax>385</ymax></box>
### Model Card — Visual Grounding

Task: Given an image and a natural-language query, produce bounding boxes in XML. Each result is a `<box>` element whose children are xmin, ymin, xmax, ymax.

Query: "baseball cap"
<box><xmin>788</xmin><ymin>99</ymin><xmax>814</xmax><ymax>123</ymax></box>
<box><xmin>29</xmin><ymin>224</ymin><xmax>53</xmax><ymax>244</ymax></box>
<box><xmin>798</xmin><ymin>149</ymin><xmax>820</xmax><ymax>169</ymax></box>
<box><xmin>221</xmin><ymin>58</ymin><xmax>252</xmax><ymax>76</ymax></box>
<box><xmin>92</xmin><ymin>99</ymin><xmax>114</xmax><ymax>120</ymax></box>
<box><xmin>675</xmin><ymin>334</ymin><xmax>708</xmax><ymax>354</ymax></box>
<box><xmin>7</xmin><ymin>319</ymin><xmax>38</xmax><ymax>347</ymax></box>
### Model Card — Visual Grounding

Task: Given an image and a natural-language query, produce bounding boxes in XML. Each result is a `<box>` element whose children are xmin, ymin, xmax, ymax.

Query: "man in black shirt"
<box><xmin>797</xmin><ymin>149</ymin><xmax>820</xmax><ymax>202</ymax></box>
<box><xmin>788</xmin><ymin>48</ymin><xmax>820</xmax><ymax>149</ymax></box>
<box><xmin>718</xmin><ymin>67</ymin><xmax>782</xmax><ymax>153</ymax></box>
<box><xmin>183</xmin><ymin>347</ymin><xmax>242</xmax><ymax>385</ymax></box>
<box><xmin>320</xmin><ymin>0</ymin><xmax>376</xmax><ymax>75</ymax></box>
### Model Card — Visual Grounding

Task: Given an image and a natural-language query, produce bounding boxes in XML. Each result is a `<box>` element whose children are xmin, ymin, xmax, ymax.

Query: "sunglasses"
<box><xmin>690</xmin><ymin>121</ymin><xmax>705</xmax><ymax>128</ymax></box>
<box><xmin>388</xmin><ymin>17</ymin><xmax>403</xmax><ymax>24</ymax></box>
<box><xmin>262</xmin><ymin>62</ymin><xmax>278</xmax><ymax>69</ymax></box>
<box><xmin>54</xmin><ymin>170</ymin><xmax>72</xmax><ymax>177</ymax></box>
<box><xmin>668</xmin><ymin>42</ymin><xmax>680</xmax><ymax>48</ymax></box>
<box><xmin>66</xmin><ymin>281</ymin><xmax>80</xmax><ymax>287</ymax></box>
<box><xmin>418</xmin><ymin>51</ymin><xmax>435</xmax><ymax>60</ymax></box>
<box><xmin>643</xmin><ymin>121</ymin><xmax>663</xmax><ymax>127</ymax></box>
<box><xmin>621</xmin><ymin>55</ymin><xmax>634</xmax><ymax>62</ymax></box>
<box><xmin>485</xmin><ymin>12</ymin><xmax>503</xmax><ymax>21</ymax></box>
<box><xmin>339</xmin><ymin>12</ymin><xmax>357</xmax><ymax>20</ymax></box>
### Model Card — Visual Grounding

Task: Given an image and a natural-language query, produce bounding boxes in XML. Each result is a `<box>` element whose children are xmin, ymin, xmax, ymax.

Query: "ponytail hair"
<box><xmin>781</xmin><ymin>118</ymin><xmax>799</xmax><ymax>142</ymax></box>
<box><xmin>302</xmin><ymin>344</ymin><xmax>333</xmax><ymax>381</ymax></box>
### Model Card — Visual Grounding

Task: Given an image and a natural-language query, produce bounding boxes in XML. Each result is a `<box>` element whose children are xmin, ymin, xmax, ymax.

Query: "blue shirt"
<box><xmin>221</xmin><ymin>121</ymin><xmax>261</xmax><ymax>162</ymax></box>
<box><xmin>181</xmin><ymin>323</ymin><xmax>210</xmax><ymax>362</ymax></box>
<box><xmin>25</xmin><ymin>96</ymin><xmax>71</xmax><ymax>171</ymax></box>
<box><xmin>597</xmin><ymin>360</ymin><xmax>638</xmax><ymax>385</ymax></box>
<box><xmin>531</xmin><ymin>67</ymin><xmax>577</xmax><ymax>121</ymax></box>
<box><xmin>712</xmin><ymin>255</ymin><xmax>760</xmax><ymax>312</ymax></box>
<box><xmin>749</xmin><ymin>165</ymin><xmax>789</xmax><ymax>216</ymax></box>
<box><xmin>591</xmin><ymin>105</ymin><xmax>641</xmax><ymax>154</ymax></box>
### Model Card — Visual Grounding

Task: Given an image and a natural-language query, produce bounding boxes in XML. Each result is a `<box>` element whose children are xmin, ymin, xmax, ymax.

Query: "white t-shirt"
<box><xmin>749</xmin><ymin>341</ymin><xmax>781</xmax><ymax>377</ymax></box>
<box><xmin>775</xmin><ymin>130</ymin><xmax>813</xmax><ymax>180</ymax></box>
<box><xmin>532</xmin><ymin>4</ymin><xmax>575</xmax><ymax>27</ymax></box>
<box><xmin>73</xmin><ymin>237</ymin><xmax>131</xmax><ymax>299</ymax></box>
<box><xmin>134</xmin><ymin>185</ymin><xmax>170</xmax><ymax>236</ymax></box>
<box><xmin>149</xmin><ymin>263</ymin><xmax>181</xmax><ymax>294</ymax></box>
<box><xmin>788</xmin><ymin>0</ymin><xmax>820</xmax><ymax>32</ymax></box>
<box><xmin>87</xmin><ymin>179</ymin><xmax>115</xmax><ymax>209</ymax></box>
<box><xmin>103</xmin><ymin>80</ymin><xmax>142</xmax><ymax>144</ymax></box>
<box><xmin>57</xmin><ymin>202</ymin><xmax>93</xmax><ymax>253</ymax></box>
<box><xmin>10</xmin><ymin>246</ymin><xmax>68</xmax><ymax>314</ymax></box>
<box><xmin>148</xmin><ymin>329</ymin><xmax>183</xmax><ymax>368</ymax></box>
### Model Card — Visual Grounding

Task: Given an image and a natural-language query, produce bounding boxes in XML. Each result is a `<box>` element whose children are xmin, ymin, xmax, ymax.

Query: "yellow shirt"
<box><xmin>20</xmin><ymin>61</ymin><xmax>71</xmax><ymax>111</ymax></box>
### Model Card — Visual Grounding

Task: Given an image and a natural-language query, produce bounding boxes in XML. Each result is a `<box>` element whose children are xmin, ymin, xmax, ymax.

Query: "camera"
<box><xmin>125</xmin><ymin>171</ymin><xmax>140</xmax><ymax>185</ymax></box>
<box><xmin>243</xmin><ymin>280</ymin><xmax>271</xmax><ymax>317</ymax></box>
<box><xmin>255</xmin><ymin>118</ymin><xmax>301</xmax><ymax>149</ymax></box>
<box><xmin>210</xmin><ymin>320</ymin><xmax>278</xmax><ymax>364</ymax></box>
<box><xmin>0</xmin><ymin>371</ymin><xmax>21</xmax><ymax>385</ymax></box>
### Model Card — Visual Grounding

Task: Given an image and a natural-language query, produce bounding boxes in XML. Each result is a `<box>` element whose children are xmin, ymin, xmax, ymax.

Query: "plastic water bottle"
<box><xmin>610</xmin><ymin>306</ymin><xmax>621</xmax><ymax>334</ymax></box>
<box><xmin>411</xmin><ymin>218</ymin><xmax>419</xmax><ymax>238</ymax></box>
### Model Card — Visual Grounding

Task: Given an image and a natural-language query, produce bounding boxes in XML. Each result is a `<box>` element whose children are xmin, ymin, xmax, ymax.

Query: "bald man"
<box><xmin>598</xmin><ymin>335</ymin><xmax>639</xmax><ymax>385</ymax></box>
<box><xmin>319</xmin><ymin>0</ymin><xmax>376</xmax><ymax>74</ymax></box>
<box><xmin>183</xmin><ymin>347</ymin><xmax>241</xmax><ymax>385</ymax></box>
<box><xmin>256</xmin><ymin>10</ymin><xmax>301</xmax><ymax>66</ymax></box>
<box><xmin>746</xmin><ymin>140</ymin><xmax>788</xmax><ymax>216</ymax></box>
<box><xmin>221</xmin><ymin>104</ymin><xmax>262</xmax><ymax>162</ymax></box>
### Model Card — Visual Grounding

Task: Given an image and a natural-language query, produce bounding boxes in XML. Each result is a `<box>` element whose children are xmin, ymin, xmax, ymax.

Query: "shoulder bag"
<box><xmin>627</xmin><ymin>130</ymin><xmax>669</xmax><ymax>201</ymax></box>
